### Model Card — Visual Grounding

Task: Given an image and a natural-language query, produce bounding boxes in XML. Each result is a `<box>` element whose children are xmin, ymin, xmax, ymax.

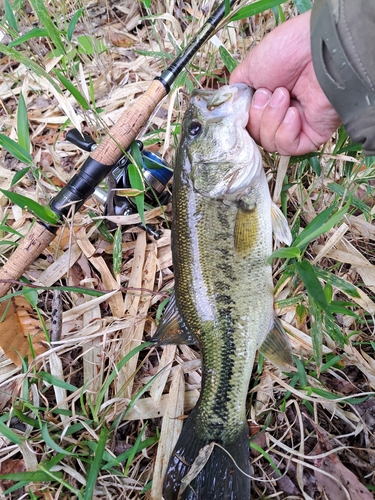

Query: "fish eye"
<box><xmin>189</xmin><ymin>121</ymin><xmax>202</xmax><ymax>136</ymax></box>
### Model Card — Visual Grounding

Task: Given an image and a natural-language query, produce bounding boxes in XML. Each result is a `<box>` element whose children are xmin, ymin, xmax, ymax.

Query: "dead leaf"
<box><xmin>0</xmin><ymin>296</ymin><xmax>47</xmax><ymax>365</ymax></box>
<box><xmin>308</xmin><ymin>415</ymin><xmax>373</xmax><ymax>500</ymax></box>
<box><xmin>315</xmin><ymin>451</ymin><xmax>373</xmax><ymax>500</ymax></box>
<box><xmin>151</xmin><ymin>367</ymin><xmax>185</xmax><ymax>500</ymax></box>
<box><xmin>109</xmin><ymin>30</ymin><xmax>135</xmax><ymax>48</ymax></box>
<box><xmin>179</xmin><ymin>443</ymin><xmax>215</xmax><ymax>497</ymax></box>
<box><xmin>0</xmin><ymin>458</ymin><xmax>26</xmax><ymax>475</ymax></box>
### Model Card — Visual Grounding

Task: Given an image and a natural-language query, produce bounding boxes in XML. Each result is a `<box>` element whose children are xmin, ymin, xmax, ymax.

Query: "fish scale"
<box><xmin>191</xmin><ymin>193</ymin><xmax>273</xmax><ymax>442</ymax></box>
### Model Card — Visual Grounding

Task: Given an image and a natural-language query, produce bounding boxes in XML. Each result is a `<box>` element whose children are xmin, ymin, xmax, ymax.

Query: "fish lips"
<box><xmin>190</xmin><ymin>83</ymin><xmax>253</xmax><ymax>128</ymax></box>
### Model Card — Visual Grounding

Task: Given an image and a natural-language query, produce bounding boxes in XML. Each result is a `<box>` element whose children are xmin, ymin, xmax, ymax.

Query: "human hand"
<box><xmin>230</xmin><ymin>11</ymin><xmax>342</xmax><ymax>156</ymax></box>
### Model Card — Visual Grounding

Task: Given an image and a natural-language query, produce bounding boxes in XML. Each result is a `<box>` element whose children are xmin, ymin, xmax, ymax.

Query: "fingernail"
<box><xmin>283</xmin><ymin>108</ymin><xmax>295</xmax><ymax>124</ymax></box>
<box><xmin>269</xmin><ymin>88</ymin><xmax>286</xmax><ymax>108</ymax></box>
<box><xmin>252</xmin><ymin>89</ymin><xmax>270</xmax><ymax>109</ymax></box>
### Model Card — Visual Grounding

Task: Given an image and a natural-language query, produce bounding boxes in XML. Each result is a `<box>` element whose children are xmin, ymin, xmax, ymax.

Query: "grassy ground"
<box><xmin>0</xmin><ymin>0</ymin><xmax>375</xmax><ymax>499</ymax></box>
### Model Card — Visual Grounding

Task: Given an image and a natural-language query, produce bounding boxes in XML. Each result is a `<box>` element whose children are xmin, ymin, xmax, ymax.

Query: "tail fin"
<box><xmin>163</xmin><ymin>408</ymin><xmax>250</xmax><ymax>499</ymax></box>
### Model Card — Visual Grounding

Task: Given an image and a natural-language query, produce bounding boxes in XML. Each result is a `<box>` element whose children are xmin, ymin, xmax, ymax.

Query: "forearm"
<box><xmin>311</xmin><ymin>0</ymin><xmax>375</xmax><ymax>156</ymax></box>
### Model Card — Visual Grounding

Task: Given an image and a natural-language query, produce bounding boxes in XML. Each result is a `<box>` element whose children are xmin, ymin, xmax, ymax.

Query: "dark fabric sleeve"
<box><xmin>310</xmin><ymin>0</ymin><xmax>375</xmax><ymax>156</ymax></box>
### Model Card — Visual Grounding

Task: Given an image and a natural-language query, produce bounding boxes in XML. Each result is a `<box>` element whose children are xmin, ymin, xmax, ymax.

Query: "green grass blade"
<box><xmin>0</xmin><ymin>418</ymin><xmax>23</xmax><ymax>444</ymax></box>
<box><xmin>8</xmin><ymin>27</ymin><xmax>48</xmax><ymax>47</ymax></box>
<box><xmin>77</xmin><ymin>35</ymin><xmax>106</xmax><ymax>55</ymax></box>
<box><xmin>67</xmin><ymin>8</ymin><xmax>83</xmax><ymax>42</ymax></box>
<box><xmin>28</xmin><ymin>0</ymin><xmax>65</xmax><ymax>55</ymax></box>
<box><xmin>13</xmin><ymin>407</ymin><xmax>41</xmax><ymax>428</ymax></box>
<box><xmin>103</xmin><ymin>436</ymin><xmax>158</xmax><ymax>469</ymax></box>
<box><xmin>0</xmin><ymin>189</ymin><xmax>61</xmax><ymax>224</ymax></box>
<box><xmin>313</xmin><ymin>267</ymin><xmax>361</xmax><ymax>298</ymax></box>
<box><xmin>11</xmin><ymin>166</ymin><xmax>31</xmax><ymax>187</ymax></box>
<box><xmin>117</xmin><ymin>365</ymin><xmax>167</xmax><ymax>425</ymax></box>
<box><xmin>124</xmin><ymin>423</ymin><xmax>146</xmax><ymax>476</ymax></box>
<box><xmin>230</xmin><ymin>0</ymin><xmax>285</xmax><ymax>21</ymax></box>
<box><xmin>39</xmin><ymin>465</ymin><xmax>84</xmax><ymax>499</ymax></box>
<box><xmin>55</xmin><ymin>69</ymin><xmax>90</xmax><ymax>110</ymax></box>
<box><xmin>0</xmin><ymin>285</ymin><xmax>105</xmax><ymax>304</ymax></box>
<box><xmin>328</xmin><ymin>182</ymin><xmax>370</xmax><ymax>216</ymax></box>
<box><xmin>36</xmin><ymin>371</ymin><xmax>78</xmax><ymax>392</ymax></box>
<box><xmin>270</xmin><ymin>246</ymin><xmax>301</xmax><ymax>261</ymax></box>
<box><xmin>0</xmin><ymin>134</ymin><xmax>32</xmax><ymax>165</ymax></box>
<box><xmin>320</xmin><ymin>354</ymin><xmax>344</xmax><ymax>373</ymax></box>
<box><xmin>95</xmin><ymin>342</ymin><xmax>152</xmax><ymax>414</ymax></box>
<box><xmin>0</xmin><ymin>481</ymin><xmax>29</xmax><ymax>495</ymax></box>
<box><xmin>224</xmin><ymin>0</ymin><xmax>231</xmax><ymax>16</ymax></box>
<box><xmin>296</xmin><ymin>260</ymin><xmax>330</xmax><ymax>312</ymax></box>
<box><xmin>0</xmin><ymin>224</ymin><xmax>23</xmax><ymax>237</ymax></box>
<box><xmin>324</xmin><ymin>314</ymin><xmax>346</xmax><ymax>345</ymax></box>
<box><xmin>293</xmin><ymin>198</ymin><xmax>351</xmax><ymax>250</ymax></box>
<box><xmin>0</xmin><ymin>241</ymin><xmax>18</xmax><ymax>247</ymax></box>
<box><xmin>113</xmin><ymin>227</ymin><xmax>123</xmax><ymax>276</ymax></box>
<box><xmin>128</xmin><ymin>142</ymin><xmax>146</xmax><ymax>226</ymax></box>
<box><xmin>294</xmin><ymin>356</ymin><xmax>307</xmax><ymax>388</ymax></box>
<box><xmin>312</xmin><ymin>386</ymin><xmax>370</xmax><ymax>405</ymax></box>
<box><xmin>249</xmin><ymin>442</ymin><xmax>282</xmax><ymax>476</ymax></box>
<box><xmin>219</xmin><ymin>45</ymin><xmax>238</xmax><ymax>73</ymax></box>
<box><xmin>84</xmin><ymin>426</ymin><xmax>108</xmax><ymax>500</ymax></box>
<box><xmin>16</xmin><ymin>94</ymin><xmax>30</xmax><ymax>153</ymax></box>
<box><xmin>323</xmin><ymin>282</ymin><xmax>333</xmax><ymax>303</ymax></box>
<box><xmin>329</xmin><ymin>302</ymin><xmax>359</xmax><ymax>319</ymax></box>
<box><xmin>41</xmin><ymin>423</ymin><xmax>73</xmax><ymax>456</ymax></box>
<box><xmin>4</xmin><ymin>0</ymin><xmax>18</xmax><ymax>32</ymax></box>
<box><xmin>308</xmin><ymin>294</ymin><xmax>323</xmax><ymax>369</ymax></box>
<box><xmin>0</xmin><ymin>471</ymin><xmax>63</xmax><ymax>482</ymax></box>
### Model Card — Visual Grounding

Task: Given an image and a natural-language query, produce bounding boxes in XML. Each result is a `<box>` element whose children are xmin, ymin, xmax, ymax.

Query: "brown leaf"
<box><xmin>50</xmin><ymin>226</ymin><xmax>81</xmax><ymax>251</ymax></box>
<box><xmin>308</xmin><ymin>416</ymin><xmax>373</xmax><ymax>500</ymax></box>
<box><xmin>0</xmin><ymin>458</ymin><xmax>26</xmax><ymax>475</ymax></box>
<box><xmin>109</xmin><ymin>31</ymin><xmax>135</xmax><ymax>48</ymax></box>
<box><xmin>0</xmin><ymin>296</ymin><xmax>47</xmax><ymax>366</ymax></box>
<box><xmin>315</xmin><ymin>451</ymin><xmax>373</xmax><ymax>500</ymax></box>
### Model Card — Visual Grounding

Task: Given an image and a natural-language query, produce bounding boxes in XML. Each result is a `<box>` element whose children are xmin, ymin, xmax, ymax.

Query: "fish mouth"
<box><xmin>191</xmin><ymin>84</ymin><xmax>253</xmax><ymax>127</ymax></box>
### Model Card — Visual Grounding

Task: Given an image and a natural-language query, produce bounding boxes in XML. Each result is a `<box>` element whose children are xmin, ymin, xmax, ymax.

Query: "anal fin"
<box><xmin>151</xmin><ymin>292</ymin><xmax>198</xmax><ymax>345</ymax></box>
<box><xmin>259</xmin><ymin>316</ymin><xmax>294</xmax><ymax>369</ymax></box>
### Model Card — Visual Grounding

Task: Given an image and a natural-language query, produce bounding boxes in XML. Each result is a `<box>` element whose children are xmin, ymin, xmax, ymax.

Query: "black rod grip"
<box><xmin>49</xmin><ymin>157</ymin><xmax>114</xmax><ymax>218</ymax></box>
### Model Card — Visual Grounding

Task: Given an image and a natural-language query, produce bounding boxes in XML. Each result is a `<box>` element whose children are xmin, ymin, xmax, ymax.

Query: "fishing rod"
<box><xmin>0</xmin><ymin>0</ymin><xmax>238</xmax><ymax>298</ymax></box>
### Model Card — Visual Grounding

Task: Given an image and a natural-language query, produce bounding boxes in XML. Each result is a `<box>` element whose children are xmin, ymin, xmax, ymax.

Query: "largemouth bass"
<box><xmin>153</xmin><ymin>84</ymin><xmax>293</xmax><ymax>499</ymax></box>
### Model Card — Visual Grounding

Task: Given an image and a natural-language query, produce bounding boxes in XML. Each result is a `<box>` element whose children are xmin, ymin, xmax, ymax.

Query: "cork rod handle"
<box><xmin>91</xmin><ymin>79</ymin><xmax>167</xmax><ymax>165</ymax></box>
<box><xmin>0</xmin><ymin>223</ymin><xmax>56</xmax><ymax>298</ymax></box>
<box><xmin>0</xmin><ymin>80</ymin><xmax>168</xmax><ymax>299</ymax></box>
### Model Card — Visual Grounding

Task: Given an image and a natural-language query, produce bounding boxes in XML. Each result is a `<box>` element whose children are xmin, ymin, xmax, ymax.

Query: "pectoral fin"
<box><xmin>271</xmin><ymin>202</ymin><xmax>292</xmax><ymax>245</ymax></box>
<box><xmin>151</xmin><ymin>292</ymin><xmax>198</xmax><ymax>345</ymax></box>
<box><xmin>259</xmin><ymin>316</ymin><xmax>294</xmax><ymax>369</ymax></box>
<box><xmin>234</xmin><ymin>201</ymin><xmax>258</xmax><ymax>256</ymax></box>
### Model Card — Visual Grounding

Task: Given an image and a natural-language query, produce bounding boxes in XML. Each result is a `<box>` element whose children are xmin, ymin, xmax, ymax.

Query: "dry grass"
<box><xmin>0</xmin><ymin>1</ymin><xmax>375</xmax><ymax>499</ymax></box>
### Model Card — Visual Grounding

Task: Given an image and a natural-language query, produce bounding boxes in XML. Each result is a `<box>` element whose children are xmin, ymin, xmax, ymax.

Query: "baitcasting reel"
<box><xmin>66</xmin><ymin>129</ymin><xmax>173</xmax><ymax>239</ymax></box>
